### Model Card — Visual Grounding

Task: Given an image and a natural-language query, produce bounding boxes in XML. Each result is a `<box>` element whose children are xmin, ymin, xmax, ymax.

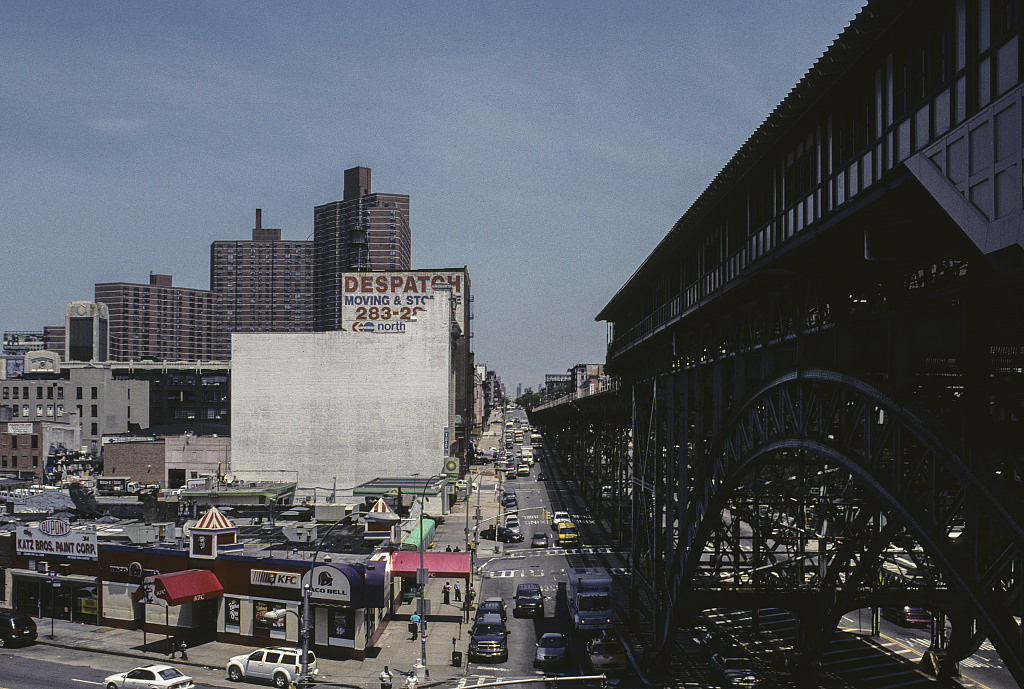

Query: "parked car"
<box><xmin>505</xmin><ymin>515</ymin><xmax>521</xmax><ymax>531</ymax></box>
<box><xmin>468</xmin><ymin>613</ymin><xmax>509</xmax><ymax>662</ymax></box>
<box><xmin>0</xmin><ymin>612</ymin><xmax>37</xmax><ymax>647</ymax></box>
<box><xmin>104</xmin><ymin>664</ymin><xmax>194</xmax><ymax>689</ymax></box>
<box><xmin>531</xmin><ymin>531</ymin><xmax>550</xmax><ymax>548</ymax></box>
<box><xmin>480</xmin><ymin>525</ymin><xmax>524</xmax><ymax>543</ymax></box>
<box><xmin>709</xmin><ymin>652</ymin><xmax>763</xmax><ymax>688</ymax></box>
<box><xmin>476</xmin><ymin>597</ymin><xmax>508</xmax><ymax>622</ymax></box>
<box><xmin>226</xmin><ymin>647</ymin><xmax>318</xmax><ymax>687</ymax></box>
<box><xmin>882</xmin><ymin>605</ymin><xmax>932</xmax><ymax>626</ymax></box>
<box><xmin>513</xmin><ymin>583</ymin><xmax>544</xmax><ymax>618</ymax></box>
<box><xmin>535</xmin><ymin>632</ymin><xmax>569</xmax><ymax>667</ymax></box>
<box><xmin>587</xmin><ymin>635</ymin><xmax>629</xmax><ymax>676</ymax></box>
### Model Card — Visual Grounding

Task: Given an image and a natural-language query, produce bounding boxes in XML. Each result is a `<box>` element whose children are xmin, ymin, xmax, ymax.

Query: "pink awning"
<box><xmin>390</xmin><ymin>551</ymin><xmax>470</xmax><ymax>578</ymax></box>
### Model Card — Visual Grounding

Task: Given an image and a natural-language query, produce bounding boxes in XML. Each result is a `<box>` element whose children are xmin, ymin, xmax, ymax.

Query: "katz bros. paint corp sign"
<box><xmin>17</xmin><ymin>519</ymin><xmax>98</xmax><ymax>561</ymax></box>
<box><xmin>342</xmin><ymin>271</ymin><xmax>465</xmax><ymax>334</ymax></box>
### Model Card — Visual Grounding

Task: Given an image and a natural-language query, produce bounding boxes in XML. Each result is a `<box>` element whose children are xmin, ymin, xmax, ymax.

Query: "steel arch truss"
<box><xmin>669</xmin><ymin>369</ymin><xmax>1024</xmax><ymax>683</ymax></box>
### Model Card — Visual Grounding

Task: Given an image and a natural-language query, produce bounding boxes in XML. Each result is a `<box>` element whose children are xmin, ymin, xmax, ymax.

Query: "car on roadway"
<box><xmin>882</xmin><ymin>605</ymin><xmax>932</xmax><ymax>626</ymax></box>
<box><xmin>226</xmin><ymin>647</ymin><xmax>318</xmax><ymax>687</ymax></box>
<box><xmin>480</xmin><ymin>525</ymin><xmax>524</xmax><ymax>543</ymax></box>
<box><xmin>468</xmin><ymin>613</ymin><xmax>509</xmax><ymax>663</ymax></box>
<box><xmin>0</xmin><ymin>612</ymin><xmax>37</xmax><ymax>647</ymax></box>
<box><xmin>587</xmin><ymin>635</ymin><xmax>629</xmax><ymax>676</ymax></box>
<box><xmin>531</xmin><ymin>531</ymin><xmax>550</xmax><ymax>548</ymax></box>
<box><xmin>537</xmin><ymin>471</ymin><xmax>548</xmax><ymax>480</ymax></box>
<box><xmin>708</xmin><ymin>652</ymin><xmax>763</xmax><ymax>688</ymax></box>
<box><xmin>513</xmin><ymin>583</ymin><xmax>544</xmax><ymax>618</ymax></box>
<box><xmin>505</xmin><ymin>515</ymin><xmax>521</xmax><ymax>531</ymax></box>
<box><xmin>551</xmin><ymin>510</ymin><xmax>571</xmax><ymax>527</ymax></box>
<box><xmin>476</xmin><ymin>597</ymin><xmax>508</xmax><ymax>622</ymax></box>
<box><xmin>535</xmin><ymin>632</ymin><xmax>569</xmax><ymax>667</ymax></box>
<box><xmin>506</xmin><ymin>468</ymin><xmax>517</xmax><ymax>479</ymax></box>
<box><xmin>104</xmin><ymin>664</ymin><xmax>194</xmax><ymax>689</ymax></box>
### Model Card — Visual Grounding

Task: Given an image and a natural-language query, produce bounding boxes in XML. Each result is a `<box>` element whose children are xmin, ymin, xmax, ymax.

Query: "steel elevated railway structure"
<box><xmin>532</xmin><ymin>0</ymin><xmax>1024</xmax><ymax>683</ymax></box>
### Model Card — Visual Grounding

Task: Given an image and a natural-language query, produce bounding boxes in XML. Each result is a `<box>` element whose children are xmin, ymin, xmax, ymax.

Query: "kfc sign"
<box><xmin>250</xmin><ymin>569</ymin><xmax>301</xmax><ymax>589</ymax></box>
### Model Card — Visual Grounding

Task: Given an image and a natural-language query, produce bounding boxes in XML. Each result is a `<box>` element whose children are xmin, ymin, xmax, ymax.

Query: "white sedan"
<box><xmin>104</xmin><ymin>664</ymin><xmax>194</xmax><ymax>689</ymax></box>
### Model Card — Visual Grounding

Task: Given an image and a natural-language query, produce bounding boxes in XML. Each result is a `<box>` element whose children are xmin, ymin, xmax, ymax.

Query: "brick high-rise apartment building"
<box><xmin>313</xmin><ymin>166</ymin><xmax>411</xmax><ymax>330</ymax></box>
<box><xmin>95</xmin><ymin>274</ymin><xmax>217</xmax><ymax>362</ymax></box>
<box><xmin>210</xmin><ymin>209</ymin><xmax>314</xmax><ymax>359</ymax></box>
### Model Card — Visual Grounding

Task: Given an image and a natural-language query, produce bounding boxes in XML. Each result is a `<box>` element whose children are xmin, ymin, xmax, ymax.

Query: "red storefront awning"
<box><xmin>133</xmin><ymin>569</ymin><xmax>223</xmax><ymax>607</ymax></box>
<box><xmin>390</xmin><ymin>551</ymin><xmax>471</xmax><ymax>578</ymax></box>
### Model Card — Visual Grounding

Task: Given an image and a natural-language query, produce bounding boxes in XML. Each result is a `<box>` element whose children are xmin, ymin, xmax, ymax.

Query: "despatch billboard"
<box><xmin>341</xmin><ymin>271</ymin><xmax>465</xmax><ymax>334</ymax></box>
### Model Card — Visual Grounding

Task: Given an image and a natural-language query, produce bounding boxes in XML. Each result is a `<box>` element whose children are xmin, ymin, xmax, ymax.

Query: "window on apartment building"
<box><xmin>77</xmin><ymin>387</ymin><xmax>83</xmax><ymax>400</ymax></box>
<box><xmin>11</xmin><ymin>456</ymin><xmax>16</xmax><ymax>468</ymax></box>
<box><xmin>36</xmin><ymin>386</ymin><xmax>43</xmax><ymax>399</ymax></box>
<box><xmin>33</xmin><ymin>455</ymin><xmax>38</xmax><ymax>468</ymax></box>
<box><xmin>91</xmin><ymin>387</ymin><xmax>98</xmax><ymax>399</ymax></box>
<box><xmin>56</xmin><ymin>405</ymin><xmax>63</xmax><ymax>417</ymax></box>
<box><xmin>46</xmin><ymin>405</ymin><xmax>53</xmax><ymax>417</ymax></box>
<box><xmin>2</xmin><ymin>387</ymin><xmax>7</xmax><ymax>400</ymax></box>
<box><xmin>91</xmin><ymin>423</ymin><xmax>98</xmax><ymax>435</ymax></box>
<box><xmin>77</xmin><ymin>405</ymin><xmax>83</xmax><ymax>417</ymax></box>
<box><xmin>1</xmin><ymin>456</ymin><xmax>6</xmax><ymax>468</ymax></box>
<box><xmin>22</xmin><ymin>387</ymin><xmax>28</xmax><ymax>399</ymax></box>
<box><xmin>30</xmin><ymin>435</ymin><xmax>37</xmax><ymax>449</ymax></box>
<box><xmin>91</xmin><ymin>405</ymin><xmax>98</xmax><ymax>418</ymax></box>
<box><xmin>36</xmin><ymin>405</ymin><xmax>42</xmax><ymax>416</ymax></box>
<box><xmin>57</xmin><ymin>387</ymin><xmax>63</xmax><ymax>400</ymax></box>
<box><xmin>11</xmin><ymin>437</ymin><xmax>16</xmax><ymax>450</ymax></box>
<box><xmin>47</xmin><ymin>387</ymin><xmax>53</xmax><ymax>400</ymax></box>
<box><xmin>11</xmin><ymin>406</ymin><xmax>17</xmax><ymax>418</ymax></box>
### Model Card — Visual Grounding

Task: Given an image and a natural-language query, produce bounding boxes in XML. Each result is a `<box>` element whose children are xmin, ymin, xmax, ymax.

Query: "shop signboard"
<box><xmin>17</xmin><ymin>520</ymin><xmax>98</xmax><ymax>561</ymax></box>
<box><xmin>250</xmin><ymin>569</ymin><xmax>301</xmax><ymax>589</ymax></box>
<box><xmin>301</xmin><ymin>563</ymin><xmax>365</xmax><ymax>606</ymax></box>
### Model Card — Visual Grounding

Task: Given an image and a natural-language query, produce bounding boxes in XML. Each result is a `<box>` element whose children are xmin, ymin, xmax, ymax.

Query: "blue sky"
<box><xmin>2</xmin><ymin>1</ymin><xmax>865</xmax><ymax>392</ymax></box>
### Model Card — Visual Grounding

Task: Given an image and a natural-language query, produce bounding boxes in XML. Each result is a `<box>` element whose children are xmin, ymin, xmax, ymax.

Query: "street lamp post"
<box><xmin>263</xmin><ymin>586</ymin><xmax>311</xmax><ymax>685</ymax></box>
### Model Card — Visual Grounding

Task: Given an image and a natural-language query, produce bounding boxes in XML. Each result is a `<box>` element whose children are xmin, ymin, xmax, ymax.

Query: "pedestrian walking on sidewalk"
<box><xmin>454</xmin><ymin>581</ymin><xmax>462</xmax><ymax>602</ymax></box>
<box><xmin>409</xmin><ymin>612</ymin><xmax>421</xmax><ymax>640</ymax></box>
<box><xmin>379</xmin><ymin>666</ymin><xmax>393</xmax><ymax>689</ymax></box>
<box><xmin>406</xmin><ymin>670</ymin><xmax>419</xmax><ymax>689</ymax></box>
<box><xmin>443</xmin><ymin>581</ymin><xmax>451</xmax><ymax>605</ymax></box>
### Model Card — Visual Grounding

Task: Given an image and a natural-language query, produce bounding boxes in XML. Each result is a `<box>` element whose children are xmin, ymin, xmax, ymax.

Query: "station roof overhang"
<box><xmin>353</xmin><ymin>476</ymin><xmax>447</xmax><ymax>498</ymax></box>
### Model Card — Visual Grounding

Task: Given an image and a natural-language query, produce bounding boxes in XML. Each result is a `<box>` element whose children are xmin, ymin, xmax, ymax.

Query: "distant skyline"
<box><xmin>1</xmin><ymin>1</ymin><xmax>866</xmax><ymax>392</ymax></box>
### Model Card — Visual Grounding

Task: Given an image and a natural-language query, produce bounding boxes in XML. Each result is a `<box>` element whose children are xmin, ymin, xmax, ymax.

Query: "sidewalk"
<box><xmin>33</xmin><ymin>465</ymin><xmax>505</xmax><ymax>688</ymax></box>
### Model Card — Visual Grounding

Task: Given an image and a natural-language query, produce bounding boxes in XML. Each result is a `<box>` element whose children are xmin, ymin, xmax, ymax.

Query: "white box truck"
<box><xmin>567</xmin><ymin>568</ymin><xmax>613</xmax><ymax>631</ymax></box>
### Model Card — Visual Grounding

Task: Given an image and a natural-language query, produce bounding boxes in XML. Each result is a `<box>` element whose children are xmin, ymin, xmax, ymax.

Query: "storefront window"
<box><xmin>225</xmin><ymin>597</ymin><xmax>241</xmax><ymax>633</ymax></box>
<box><xmin>328</xmin><ymin>608</ymin><xmax>354</xmax><ymax>642</ymax></box>
<box><xmin>253</xmin><ymin>599</ymin><xmax>287</xmax><ymax>639</ymax></box>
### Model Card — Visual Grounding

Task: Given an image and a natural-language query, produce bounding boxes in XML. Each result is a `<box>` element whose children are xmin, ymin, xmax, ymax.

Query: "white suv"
<box><xmin>226</xmin><ymin>647</ymin><xmax>318</xmax><ymax>688</ymax></box>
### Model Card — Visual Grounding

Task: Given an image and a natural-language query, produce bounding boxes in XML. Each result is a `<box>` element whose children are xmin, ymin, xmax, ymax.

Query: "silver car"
<box><xmin>535</xmin><ymin>632</ymin><xmax>569</xmax><ymax>667</ymax></box>
<box><xmin>104</xmin><ymin>664</ymin><xmax>194</xmax><ymax>689</ymax></box>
